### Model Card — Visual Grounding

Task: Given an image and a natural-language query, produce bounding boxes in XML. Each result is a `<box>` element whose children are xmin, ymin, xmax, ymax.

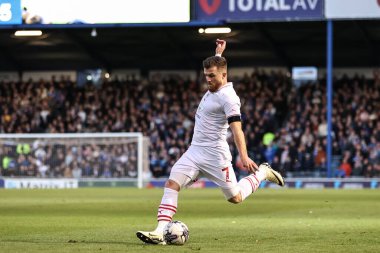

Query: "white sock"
<box><xmin>155</xmin><ymin>221</ymin><xmax>169</xmax><ymax>233</ymax></box>
<box><xmin>255</xmin><ymin>165</ymin><xmax>267</xmax><ymax>182</ymax></box>
<box><xmin>237</xmin><ymin>173</ymin><xmax>261</xmax><ymax>201</ymax></box>
<box><xmin>154</xmin><ymin>187</ymin><xmax>178</xmax><ymax>233</ymax></box>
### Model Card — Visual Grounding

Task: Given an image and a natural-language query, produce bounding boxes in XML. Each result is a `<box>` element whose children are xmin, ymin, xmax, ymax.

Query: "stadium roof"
<box><xmin>0</xmin><ymin>20</ymin><xmax>380</xmax><ymax>72</ymax></box>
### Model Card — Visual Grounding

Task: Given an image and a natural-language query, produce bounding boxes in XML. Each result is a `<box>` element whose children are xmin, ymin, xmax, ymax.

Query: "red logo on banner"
<box><xmin>199</xmin><ymin>0</ymin><xmax>221</xmax><ymax>15</ymax></box>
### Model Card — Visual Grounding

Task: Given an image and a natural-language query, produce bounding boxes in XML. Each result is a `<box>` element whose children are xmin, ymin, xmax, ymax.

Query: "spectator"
<box><xmin>336</xmin><ymin>153</ymin><xmax>352</xmax><ymax>178</ymax></box>
<box><xmin>0</xmin><ymin>71</ymin><xmax>378</xmax><ymax>178</ymax></box>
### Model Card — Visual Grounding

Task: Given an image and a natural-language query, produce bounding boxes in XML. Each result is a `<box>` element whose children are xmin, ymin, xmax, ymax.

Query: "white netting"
<box><xmin>0</xmin><ymin>133</ymin><xmax>146</xmax><ymax>187</ymax></box>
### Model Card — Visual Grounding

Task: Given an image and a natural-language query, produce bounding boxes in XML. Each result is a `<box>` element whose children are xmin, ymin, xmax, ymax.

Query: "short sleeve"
<box><xmin>223</xmin><ymin>94</ymin><xmax>241</xmax><ymax>118</ymax></box>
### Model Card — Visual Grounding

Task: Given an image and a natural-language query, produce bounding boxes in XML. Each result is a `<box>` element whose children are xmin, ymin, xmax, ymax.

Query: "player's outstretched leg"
<box><xmin>236</xmin><ymin>162</ymin><xmax>285</xmax><ymax>202</ymax></box>
<box><xmin>259</xmin><ymin>162</ymin><xmax>285</xmax><ymax>186</ymax></box>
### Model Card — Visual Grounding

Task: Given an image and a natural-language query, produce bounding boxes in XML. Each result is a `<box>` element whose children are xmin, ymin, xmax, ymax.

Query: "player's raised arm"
<box><xmin>215</xmin><ymin>39</ymin><xmax>226</xmax><ymax>56</ymax></box>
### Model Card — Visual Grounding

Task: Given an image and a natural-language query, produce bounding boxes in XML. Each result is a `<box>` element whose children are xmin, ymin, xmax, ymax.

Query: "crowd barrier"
<box><xmin>0</xmin><ymin>178</ymin><xmax>379</xmax><ymax>189</ymax></box>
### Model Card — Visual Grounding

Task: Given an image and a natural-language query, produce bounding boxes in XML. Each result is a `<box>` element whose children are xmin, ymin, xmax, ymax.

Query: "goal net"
<box><xmin>0</xmin><ymin>133</ymin><xmax>148</xmax><ymax>188</ymax></box>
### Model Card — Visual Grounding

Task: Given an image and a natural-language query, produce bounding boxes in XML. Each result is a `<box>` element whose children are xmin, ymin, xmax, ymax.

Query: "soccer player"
<box><xmin>136</xmin><ymin>39</ymin><xmax>284</xmax><ymax>245</ymax></box>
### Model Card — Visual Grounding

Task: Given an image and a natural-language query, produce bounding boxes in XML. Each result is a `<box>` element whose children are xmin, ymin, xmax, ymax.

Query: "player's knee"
<box><xmin>228</xmin><ymin>194</ymin><xmax>242</xmax><ymax>204</ymax></box>
<box><xmin>165</xmin><ymin>179</ymin><xmax>181</xmax><ymax>191</ymax></box>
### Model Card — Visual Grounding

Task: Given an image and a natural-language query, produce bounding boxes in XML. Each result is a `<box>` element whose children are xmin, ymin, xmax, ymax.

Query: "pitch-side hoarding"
<box><xmin>149</xmin><ymin>178</ymin><xmax>380</xmax><ymax>189</ymax></box>
<box><xmin>4</xmin><ymin>178</ymin><xmax>78</xmax><ymax>189</ymax></box>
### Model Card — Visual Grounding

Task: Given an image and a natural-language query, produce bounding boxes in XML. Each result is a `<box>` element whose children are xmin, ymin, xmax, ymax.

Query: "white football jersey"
<box><xmin>191</xmin><ymin>82</ymin><xmax>241</xmax><ymax>148</ymax></box>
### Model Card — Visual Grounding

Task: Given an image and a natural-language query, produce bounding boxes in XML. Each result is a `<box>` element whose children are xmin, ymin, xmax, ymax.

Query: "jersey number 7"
<box><xmin>222</xmin><ymin>167</ymin><xmax>232</xmax><ymax>182</ymax></box>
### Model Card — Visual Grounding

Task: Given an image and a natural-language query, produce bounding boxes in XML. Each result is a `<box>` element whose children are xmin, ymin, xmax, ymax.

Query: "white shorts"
<box><xmin>169</xmin><ymin>145</ymin><xmax>240</xmax><ymax>199</ymax></box>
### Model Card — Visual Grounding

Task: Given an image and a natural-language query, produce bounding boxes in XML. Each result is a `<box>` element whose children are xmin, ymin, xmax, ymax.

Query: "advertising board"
<box><xmin>0</xmin><ymin>0</ymin><xmax>21</xmax><ymax>25</ymax></box>
<box><xmin>4</xmin><ymin>179</ymin><xmax>78</xmax><ymax>189</ymax></box>
<box><xmin>149</xmin><ymin>178</ymin><xmax>380</xmax><ymax>189</ymax></box>
<box><xmin>0</xmin><ymin>0</ymin><xmax>190</xmax><ymax>26</ymax></box>
<box><xmin>325</xmin><ymin>0</ymin><xmax>380</xmax><ymax>19</ymax></box>
<box><xmin>195</xmin><ymin>0</ymin><xmax>324</xmax><ymax>22</ymax></box>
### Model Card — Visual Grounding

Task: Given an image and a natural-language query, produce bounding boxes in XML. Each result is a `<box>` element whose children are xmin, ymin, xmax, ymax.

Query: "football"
<box><xmin>163</xmin><ymin>220</ymin><xmax>189</xmax><ymax>245</ymax></box>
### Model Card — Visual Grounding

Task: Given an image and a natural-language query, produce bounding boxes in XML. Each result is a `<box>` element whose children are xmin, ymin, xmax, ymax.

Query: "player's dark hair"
<box><xmin>203</xmin><ymin>56</ymin><xmax>227</xmax><ymax>69</ymax></box>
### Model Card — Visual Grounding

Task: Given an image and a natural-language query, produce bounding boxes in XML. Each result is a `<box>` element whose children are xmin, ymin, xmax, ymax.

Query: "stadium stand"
<box><xmin>0</xmin><ymin>70</ymin><xmax>379</xmax><ymax>179</ymax></box>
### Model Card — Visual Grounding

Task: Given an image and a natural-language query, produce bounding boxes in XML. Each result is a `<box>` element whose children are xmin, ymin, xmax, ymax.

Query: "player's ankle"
<box><xmin>155</xmin><ymin>220</ymin><xmax>169</xmax><ymax>233</ymax></box>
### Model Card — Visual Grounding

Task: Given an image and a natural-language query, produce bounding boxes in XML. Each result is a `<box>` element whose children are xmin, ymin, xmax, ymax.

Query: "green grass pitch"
<box><xmin>0</xmin><ymin>188</ymin><xmax>379</xmax><ymax>253</ymax></box>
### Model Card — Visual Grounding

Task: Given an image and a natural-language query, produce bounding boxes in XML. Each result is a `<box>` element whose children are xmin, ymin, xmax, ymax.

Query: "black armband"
<box><xmin>228</xmin><ymin>115</ymin><xmax>241</xmax><ymax>124</ymax></box>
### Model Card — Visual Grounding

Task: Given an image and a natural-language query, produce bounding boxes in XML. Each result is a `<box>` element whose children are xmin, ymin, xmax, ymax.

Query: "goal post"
<box><xmin>0</xmin><ymin>133</ymin><xmax>148</xmax><ymax>188</ymax></box>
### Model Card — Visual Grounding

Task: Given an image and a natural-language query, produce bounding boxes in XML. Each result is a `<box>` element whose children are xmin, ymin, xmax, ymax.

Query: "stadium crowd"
<box><xmin>0</xmin><ymin>70</ymin><xmax>379</xmax><ymax>178</ymax></box>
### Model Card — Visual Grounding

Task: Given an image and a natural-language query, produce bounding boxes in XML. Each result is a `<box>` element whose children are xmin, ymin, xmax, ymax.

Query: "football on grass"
<box><xmin>163</xmin><ymin>220</ymin><xmax>189</xmax><ymax>245</ymax></box>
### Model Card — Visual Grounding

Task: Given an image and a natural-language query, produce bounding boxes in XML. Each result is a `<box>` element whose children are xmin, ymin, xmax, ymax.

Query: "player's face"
<box><xmin>204</xmin><ymin>66</ymin><xmax>225</xmax><ymax>92</ymax></box>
